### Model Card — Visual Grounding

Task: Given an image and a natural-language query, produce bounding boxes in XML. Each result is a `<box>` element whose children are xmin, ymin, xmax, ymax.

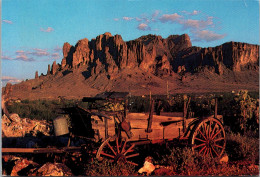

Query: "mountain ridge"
<box><xmin>6</xmin><ymin>32</ymin><xmax>259</xmax><ymax>100</ymax></box>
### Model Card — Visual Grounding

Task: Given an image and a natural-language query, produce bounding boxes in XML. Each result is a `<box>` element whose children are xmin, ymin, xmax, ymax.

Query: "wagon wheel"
<box><xmin>96</xmin><ymin>136</ymin><xmax>139</xmax><ymax>166</ymax></box>
<box><xmin>190</xmin><ymin>117</ymin><xmax>226</xmax><ymax>158</ymax></box>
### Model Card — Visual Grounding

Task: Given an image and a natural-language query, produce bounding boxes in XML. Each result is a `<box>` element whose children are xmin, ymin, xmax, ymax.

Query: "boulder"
<box><xmin>2</xmin><ymin>114</ymin><xmax>52</xmax><ymax>137</ymax></box>
<box><xmin>10</xmin><ymin>158</ymin><xmax>38</xmax><ymax>176</ymax></box>
<box><xmin>32</xmin><ymin>162</ymin><xmax>73</xmax><ymax>176</ymax></box>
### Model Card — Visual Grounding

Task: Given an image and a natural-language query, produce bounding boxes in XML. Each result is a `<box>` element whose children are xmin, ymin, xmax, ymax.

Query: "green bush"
<box><xmin>6</xmin><ymin>99</ymin><xmax>76</xmax><ymax>121</ymax></box>
<box><xmin>223</xmin><ymin>90</ymin><xmax>259</xmax><ymax>134</ymax></box>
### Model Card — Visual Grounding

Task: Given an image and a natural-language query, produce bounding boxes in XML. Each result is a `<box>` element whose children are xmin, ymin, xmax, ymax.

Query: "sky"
<box><xmin>1</xmin><ymin>0</ymin><xmax>259</xmax><ymax>86</ymax></box>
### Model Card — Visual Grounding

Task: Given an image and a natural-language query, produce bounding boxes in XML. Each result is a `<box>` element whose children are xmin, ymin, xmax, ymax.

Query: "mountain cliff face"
<box><xmin>7</xmin><ymin>33</ymin><xmax>259</xmax><ymax>99</ymax></box>
<box><xmin>58</xmin><ymin>32</ymin><xmax>258</xmax><ymax>77</ymax></box>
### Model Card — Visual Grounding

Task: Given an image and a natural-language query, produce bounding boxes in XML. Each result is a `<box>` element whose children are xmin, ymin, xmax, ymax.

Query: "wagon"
<box><xmin>63</xmin><ymin>92</ymin><xmax>226</xmax><ymax>166</ymax></box>
<box><xmin>2</xmin><ymin>92</ymin><xmax>226</xmax><ymax>166</ymax></box>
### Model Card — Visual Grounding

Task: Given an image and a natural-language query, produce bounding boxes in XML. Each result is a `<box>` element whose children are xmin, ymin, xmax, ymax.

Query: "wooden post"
<box><xmin>146</xmin><ymin>99</ymin><xmax>154</xmax><ymax>133</ymax></box>
<box><xmin>124</xmin><ymin>99</ymin><xmax>128</xmax><ymax>121</ymax></box>
<box><xmin>105</xmin><ymin>117</ymin><xmax>108</xmax><ymax>139</ymax></box>
<box><xmin>150</xmin><ymin>90</ymin><xmax>152</xmax><ymax>105</ymax></box>
<box><xmin>183</xmin><ymin>98</ymin><xmax>187</xmax><ymax>133</ymax></box>
<box><xmin>214</xmin><ymin>98</ymin><xmax>218</xmax><ymax>118</ymax></box>
<box><xmin>166</xmin><ymin>80</ymin><xmax>169</xmax><ymax>99</ymax></box>
<box><xmin>183</xmin><ymin>96</ymin><xmax>191</xmax><ymax>133</ymax></box>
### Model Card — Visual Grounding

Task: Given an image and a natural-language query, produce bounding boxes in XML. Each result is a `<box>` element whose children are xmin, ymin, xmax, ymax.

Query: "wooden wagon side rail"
<box><xmin>2</xmin><ymin>147</ymin><xmax>82</xmax><ymax>154</ymax></box>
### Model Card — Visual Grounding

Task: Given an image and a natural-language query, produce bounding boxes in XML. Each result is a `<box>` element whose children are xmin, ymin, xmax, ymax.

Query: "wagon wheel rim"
<box><xmin>190</xmin><ymin>117</ymin><xmax>226</xmax><ymax>158</ymax></box>
<box><xmin>96</xmin><ymin>136</ymin><xmax>139</xmax><ymax>166</ymax></box>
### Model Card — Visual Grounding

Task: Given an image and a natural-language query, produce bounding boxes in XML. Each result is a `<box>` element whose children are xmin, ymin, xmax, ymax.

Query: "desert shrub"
<box><xmin>225</xmin><ymin>132</ymin><xmax>259</xmax><ymax>164</ymax></box>
<box><xmin>84</xmin><ymin>159</ymin><xmax>135</xmax><ymax>176</ymax></box>
<box><xmin>6</xmin><ymin>99</ymin><xmax>77</xmax><ymax>121</ymax></box>
<box><xmin>158</xmin><ymin>147</ymin><xmax>219</xmax><ymax>175</ymax></box>
<box><xmin>223</xmin><ymin>90</ymin><xmax>259</xmax><ymax>134</ymax></box>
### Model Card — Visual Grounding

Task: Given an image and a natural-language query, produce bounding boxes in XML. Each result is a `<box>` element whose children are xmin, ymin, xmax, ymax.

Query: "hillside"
<box><xmin>7</xmin><ymin>32</ymin><xmax>259</xmax><ymax>100</ymax></box>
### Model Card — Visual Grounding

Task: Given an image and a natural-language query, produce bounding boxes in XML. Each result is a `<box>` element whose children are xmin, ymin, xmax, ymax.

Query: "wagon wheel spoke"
<box><xmin>116</xmin><ymin>137</ymin><xmax>120</xmax><ymax>153</ymax></box>
<box><xmin>213</xmin><ymin>137</ymin><xmax>224</xmax><ymax>142</ymax></box>
<box><xmin>194</xmin><ymin>143</ymin><xmax>206</xmax><ymax>149</ymax></box>
<box><xmin>119</xmin><ymin>138</ymin><xmax>123</xmax><ymax>149</ymax></box>
<box><xmin>126</xmin><ymin>161</ymin><xmax>139</xmax><ymax>166</ymax></box>
<box><xmin>198</xmin><ymin>128</ymin><xmax>207</xmax><ymax>140</ymax></box>
<box><xmin>214</xmin><ymin>144</ymin><xmax>224</xmax><ymax>149</ymax></box>
<box><xmin>211</xmin><ymin>129</ymin><xmax>222</xmax><ymax>140</ymax></box>
<box><xmin>210</xmin><ymin>145</ymin><xmax>220</xmax><ymax>157</ymax></box>
<box><xmin>100</xmin><ymin>151</ymin><xmax>115</xmax><ymax>159</ymax></box>
<box><xmin>123</xmin><ymin>144</ymin><xmax>135</xmax><ymax>155</ymax></box>
<box><xmin>203</xmin><ymin>122</ymin><xmax>208</xmax><ymax>139</ymax></box>
<box><xmin>199</xmin><ymin>146</ymin><xmax>207</xmax><ymax>154</ymax></box>
<box><xmin>121</xmin><ymin>139</ymin><xmax>127</xmax><ymax>154</ymax></box>
<box><xmin>195</xmin><ymin>137</ymin><xmax>206</xmax><ymax>143</ymax></box>
<box><xmin>210</xmin><ymin>122</ymin><xmax>217</xmax><ymax>138</ymax></box>
<box><xmin>209</xmin><ymin>147</ymin><xmax>213</xmax><ymax>158</ymax></box>
<box><xmin>106</xmin><ymin>141</ymin><xmax>117</xmax><ymax>156</ymax></box>
<box><xmin>208</xmin><ymin>120</ymin><xmax>212</xmax><ymax>139</ymax></box>
<box><xmin>203</xmin><ymin>147</ymin><xmax>208</xmax><ymax>156</ymax></box>
<box><xmin>125</xmin><ymin>153</ymin><xmax>139</xmax><ymax>159</ymax></box>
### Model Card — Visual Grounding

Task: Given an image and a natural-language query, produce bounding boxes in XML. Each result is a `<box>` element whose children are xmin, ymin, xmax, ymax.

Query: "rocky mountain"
<box><xmin>6</xmin><ymin>32</ymin><xmax>259</xmax><ymax>100</ymax></box>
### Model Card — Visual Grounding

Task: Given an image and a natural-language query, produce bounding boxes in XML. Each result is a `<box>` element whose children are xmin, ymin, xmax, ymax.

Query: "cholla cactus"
<box><xmin>234</xmin><ymin>90</ymin><xmax>259</xmax><ymax>133</ymax></box>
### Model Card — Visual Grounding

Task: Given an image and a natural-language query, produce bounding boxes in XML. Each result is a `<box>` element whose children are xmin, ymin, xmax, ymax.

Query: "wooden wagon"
<box><xmin>64</xmin><ymin>92</ymin><xmax>226</xmax><ymax>166</ymax></box>
<box><xmin>2</xmin><ymin>92</ymin><xmax>226</xmax><ymax>167</ymax></box>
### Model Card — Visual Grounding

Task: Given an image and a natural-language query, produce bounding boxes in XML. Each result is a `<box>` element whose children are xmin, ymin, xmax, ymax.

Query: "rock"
<box><xmin>220</xmin><ymin>154</ymin><xmax>229</xmax><ymax>163</ymax></box>
<box><xmin>10</xmin><ymin>158</ymin><xmax>38</xmax><ymax>176</ymax></box>
<box><xmin>174</xmin><ymin>41</ymin><xmax>259</xmax><ymax>73</ymax></box>
<box><xmin>138</xmin><ymin>156</ymin><xmax>155</xmax><ymax>176</ymax></box>
<box><xmin>2</xmin><ymin>114</ymin><xmax>52</xmax><ymax>137</ymax></box>
<box><xmin>51</xmin><ymin>61</ymin><xmax>58</xmax><ymax>75</ymax></box>
<box><xmin>33</xmin><ymin>162</ymin><xmax>73</xmax><ymax>176</ymax></box>
<box><xmin>35</xmin><ymin>71</ymin><xmax>39</xmax><ymax>79</ymax></box>
<box><xmin>58</xmin><ymin>32</ymin><xmax>258</xmax><ymax>77</ymax></box>
<box><xmin>47</xmin><ymin>64</ymin><xmax>51</xmax><ymax>75</ymax></box>
<box><xmin>61</xmin><ymin>42</ymin><xmax>75</xmax><ymax>68</ymax></box>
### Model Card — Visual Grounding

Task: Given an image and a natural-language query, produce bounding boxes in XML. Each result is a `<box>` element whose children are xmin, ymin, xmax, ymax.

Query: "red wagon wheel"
<box><xmin>96</xmin><ymin>136</ymin><xmax>139</xmax><ymax>166</ymax></box>
<box><xmin>190</xmin><ymin>117</ymin><xmax>226</xmax><ymax>158</ymax></box>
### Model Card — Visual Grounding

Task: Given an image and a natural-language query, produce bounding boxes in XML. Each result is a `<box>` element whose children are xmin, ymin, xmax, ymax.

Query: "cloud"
<box><xmin>29</xmin><ymin>48</ymin><xmax>49</xmax><ymax>57</ymax></box>
<box><xmin>152</xmin><ymin>10</ymin><xmax>160</xmax><ymax>19</ymax></box>
<box><xmin>2</xmin><ymin>19</ymin><xmax>13</xmax><ymax>24</ymax></box>
<box><xmin>191</xmin><ymin>10</ymin><xmax>200</xmax><ymax>15</ymax></box>
<box><xmin>180</xmin><ymin>17</ymin><xmax>214</xmax><ymax>30</ymax></box>
<box><xmin>135</xmin><ymin>17</ymin><xmax>142</xmax><ymax>21</ymax></box>
<box><xmin>14</xmin><ymin>54</ymin><xmax>35</xmax><ymax>61</ymax></box>
<box><xmin>2</xmin><ymin>76</ymin><xmax>22</xmax><ymax>84</ymax></box>
<box><xmin>15</xmin><ymin>50</ymin><xmax>26</xmax><ymax>55</ymax></box>
<box><xmin>181</xmin><ymin>10</ymin><xmax>200</xmax><ymax>16</ymax></box>
<box><xmin>1</xmin><ymin>55</ymin><xmax>13</xmax><ymax>60</ymax></box>
<box><xmin>193</xmin><ymin>30</ymin><xmax>226</xmax><ymax>42</ymax></box>
<box><xmin>2</xmin><ymin>53</ymin><xmax>35</xmax><ymax>62</ymax></box>
<box><xmin>40</xmin><ymin>27</ymin><xmax>54</xmax><ymax>32</ymax></box>
<box><xmin>51</xmin><ymin>53</ymin><xmax>60</xmax><ymax>59</ymax></box>
<box><xmin>54</xmin><ymin>46</ymin><xmax>62</xmax><ymax>52</ymax></box>
<box><xmin>122</xmin><ymin>17</ymin><xmax>134</xmax><ymax>21</ymax></box>
<box><xmin>137</xmin><ymin>23</ymin><xmax>151</xmax><ymax>31</ymax></box>
<box><xmin>159</xmin><ymin>13</ymin><xmax>182</xmax><ymax>23</ymax></box>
